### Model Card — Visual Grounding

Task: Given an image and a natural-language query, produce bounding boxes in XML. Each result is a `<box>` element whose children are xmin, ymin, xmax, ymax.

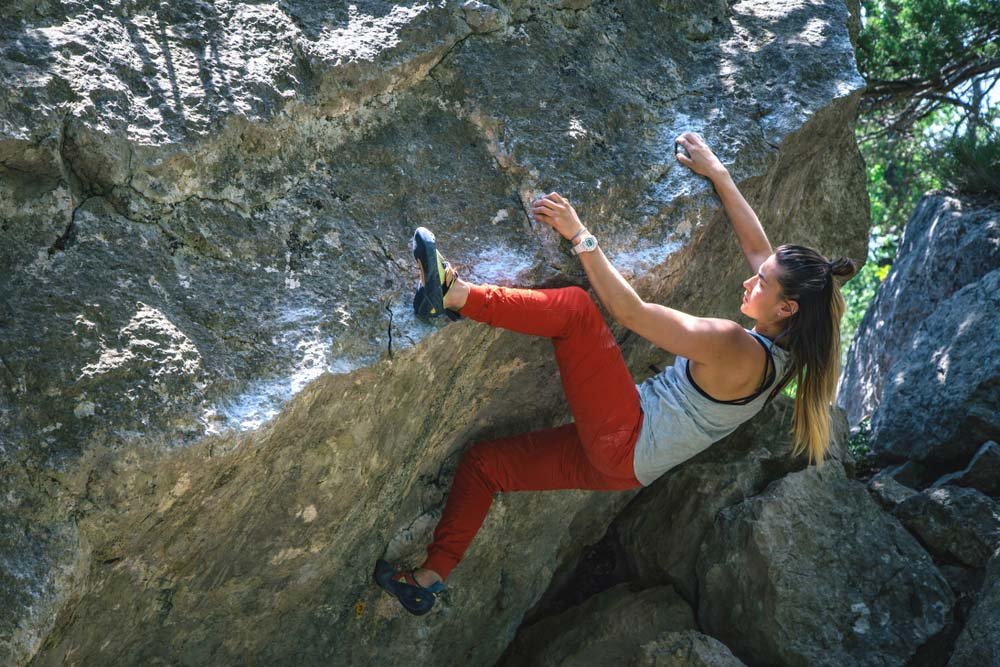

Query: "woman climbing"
<box><xmin>374</xmin><ymin>132</ymin><xmax>856</xmax><ymax>615</ymax></box>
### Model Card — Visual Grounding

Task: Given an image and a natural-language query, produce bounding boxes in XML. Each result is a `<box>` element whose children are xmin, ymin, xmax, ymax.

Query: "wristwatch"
<box><xmin>571</xmin><ymin>233</ymin><xmax>599</xmax><ymax>255</ymax></box>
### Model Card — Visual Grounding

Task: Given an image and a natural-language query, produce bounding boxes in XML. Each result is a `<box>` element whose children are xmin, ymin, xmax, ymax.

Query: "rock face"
<box><xmin>0</xmin><ymin>1</ymin><xmax>868</xmax><ymax>664</ymax></box>
<box><xmin>696</xmin><ymin>462</ymin><xmax>955</xmax><ymax>667</ymax></box>
<box><xmin>838</xmin><ymin>194</ymin><xmax>1000</xmax><ymax>466</ymax></box>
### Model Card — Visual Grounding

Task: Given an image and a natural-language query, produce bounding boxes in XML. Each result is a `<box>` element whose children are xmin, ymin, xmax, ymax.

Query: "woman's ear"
<box><xmin>778</xmin><ymin>299</ymin><xmax>798</xmax><ymax>319</ymax></box>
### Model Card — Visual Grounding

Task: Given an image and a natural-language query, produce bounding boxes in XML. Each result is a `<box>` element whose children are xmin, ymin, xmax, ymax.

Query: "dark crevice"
<box><xmin>47</xmin><ymin>194</ymin><xmax>96</xmax><ymax>256</ymax></box>
<box><xmin>385</xmin><ymin>304</ymin><xmax>394</xmax><ymax>357</ymax></box>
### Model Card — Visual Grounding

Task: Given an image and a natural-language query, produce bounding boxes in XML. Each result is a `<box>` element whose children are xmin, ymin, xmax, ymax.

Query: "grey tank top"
<box><xmin>632</xmin><ymin>330</ymin><xmax>792</xmax><ymax>486</ymax></box>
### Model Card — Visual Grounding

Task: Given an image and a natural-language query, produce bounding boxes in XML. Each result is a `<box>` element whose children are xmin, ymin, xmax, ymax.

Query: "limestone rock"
<box><xmin>20</xmin><ymin>336</ymin><xmax>639</xmax><ymax>666</ymax></box>
<box><xmin>639</xmin><ymin>631</ymin><xmax>747</xmax><ymax>667</ymax></box>
<box><xmin>932</xmin><ymin>441</ymin><xmax>1000</xmax><ymax>498</ymax></box>
<box><xmin>0</xmin><ymin>0</ymin><xmax>868</xmax><ymax>664</ymax></box>
<box><xmin>697</xmin><ymin>462</ymin><xmax>954</xmax><ymax>667</ymax></box>
<box><xmin>839</xmin><ymin>194</ymin><xmax>1000</xmax><ymax>426</ymax></box>
<box><xmin>948</xmin><ymin>547</ymin><xmax>1000</xmax><ymax>667</ymax></box>
<box><xmin>893</xmin><ymin>486</ymin><xmax>1000</xmax><ymax>569</ymax></box>
<box><xmin>497</xmin><ymin>583</ymin><xmax>696</xmax><ymax>667</ymax></box>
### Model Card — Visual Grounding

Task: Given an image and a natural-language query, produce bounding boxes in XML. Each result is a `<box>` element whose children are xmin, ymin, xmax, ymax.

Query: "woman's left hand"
<box><xmin>530</xmin><ymin>192</ymin><xmax>585</xmax><ymax>241</ymax></box>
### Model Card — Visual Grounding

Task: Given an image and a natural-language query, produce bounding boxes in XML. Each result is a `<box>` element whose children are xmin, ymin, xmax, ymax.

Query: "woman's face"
<box><xmin>740</xmin><ymin>254</ymin><xmax>795</xmax><ymax>323</ymax></box>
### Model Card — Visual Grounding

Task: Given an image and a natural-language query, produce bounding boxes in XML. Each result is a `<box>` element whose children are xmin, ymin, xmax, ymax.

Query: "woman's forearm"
<box><xmin>674</xmin><ymin>133</ymin><xmax>773</xmax><ymax>270</ymax></box>
<box><xmin>710</xmin><ymin>170</ymin><xmax>772</xmax><ymax>269</ymax></box>
<box><xmin>577</xmin><ymin>246</ymin><xmax>645</xmax><ymax>326</ymax></box>
<box><xmin>527</xmin><ymin>192</ymin><xmax>644</xmax><ymax>325</ymax></box>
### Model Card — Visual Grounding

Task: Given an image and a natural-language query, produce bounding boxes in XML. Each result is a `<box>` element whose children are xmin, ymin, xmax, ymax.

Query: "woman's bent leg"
<box><xmin>421</xmin><ymin>423</ymin><xmax>639</xmax><ymax>580</ymax></box>
<box><xmin>460</xmin><ymin>284</ymin><xmax>643</xmax><ymax>480</ymax></box>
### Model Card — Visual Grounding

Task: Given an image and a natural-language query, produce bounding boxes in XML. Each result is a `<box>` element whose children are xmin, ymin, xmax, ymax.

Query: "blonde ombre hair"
<box><xmin>772</xmin><ymin>245</ymin><xmax>856</xmax><ymax>465</ymax></box>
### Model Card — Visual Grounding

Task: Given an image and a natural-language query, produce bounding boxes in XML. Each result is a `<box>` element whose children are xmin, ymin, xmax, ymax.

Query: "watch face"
<box><xmin>582</xmin><ymin>236</ymin><xmax>598</xmax><ymax>250</ymax></box>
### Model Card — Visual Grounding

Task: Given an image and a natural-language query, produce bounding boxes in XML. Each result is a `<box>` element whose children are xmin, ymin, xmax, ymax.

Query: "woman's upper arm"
<box><xmin>623</xmin><ymin>301</ymin><xmax>746</xmax><ymax>363</ymax></box>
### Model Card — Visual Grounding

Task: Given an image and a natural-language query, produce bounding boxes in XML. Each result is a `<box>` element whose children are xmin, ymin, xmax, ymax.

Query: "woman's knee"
<box><xmin>561</xmin><ymin>286</ymin><xmax>600</xmax><ymax>324</ymax></box>
<box><xmin>562</xmin><ymin>285</ymin><xmax>592</xmax><ymax>307</ymax></box>
<box><xmin>457</xmin><ymin>443</ymin><xmax>500</xmax><ymax>490</ymax></box>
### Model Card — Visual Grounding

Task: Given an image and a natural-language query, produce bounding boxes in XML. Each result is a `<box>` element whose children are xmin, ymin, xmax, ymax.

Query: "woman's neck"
<box><xmin>752</xmin><ymin>319</ymin><xmax>788</xmax><ymax>343</ymax></box>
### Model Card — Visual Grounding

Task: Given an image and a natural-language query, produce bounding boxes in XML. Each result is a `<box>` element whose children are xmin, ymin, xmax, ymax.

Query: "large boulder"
<box><xmin>696</xmin><ymin>461</ymin><xmax>954</xmax><ymax>667</ymax></box>
<box><xmin>838</xmin><ymin>194</ymin><xmax>1000</xmax><ymax>466</ymax></box>
<box><xmin>612</xmin><ymin>396</ymin><xmax>851</xmax><ymax>602</ymax></box>
<box><xmin>870</xmin><ymin>268</ymin><xmax>1000</xmax><ymax>467</ymax></box>
<box><xmin>0</xmin><ymin>0</ymin><xmax>868</xmax><ymax>664</ymax></box>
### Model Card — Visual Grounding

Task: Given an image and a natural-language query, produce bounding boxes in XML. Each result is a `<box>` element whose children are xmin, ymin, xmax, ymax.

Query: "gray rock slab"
<box><xmin>697</xmin><ymin>461</ymin><xmax>955</xmax><ymax>667</ymax></box>
<box><xmin>839</xmin><ymin>194</ymin><xmax>1000</xmax><ymax>428</ymax></box>
<box><xmin>639</xmin><ymin>631</ymin><xmax>748</xmax><ymax>667</ymax></box>
<box><xmin>893</xmin><ymin>485</ymin><xmax>1000</xmax><ymax>569</ymax></box>
<box><xmin>932</xmin><ymin>440</ymin><xmax>1000</xmax><ymax>498</ymax></box>
<box><xmin>948</xmin><ymin>547</ymin><xmax>1000</xmax><ymax>667</ymax></box>
<box><xmin>498</xmin><ymin>583</ymin><xmax>696</xmax><ymax>667</ymax></box>
<box><xmin>869</xmin><ymin>268</ymin><xmax>1000</xmax><ymax>466</ymax></box>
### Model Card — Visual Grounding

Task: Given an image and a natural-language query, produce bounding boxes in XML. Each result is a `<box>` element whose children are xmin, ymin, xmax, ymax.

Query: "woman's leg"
<box><xmin>421</xmin><ymin>422</ymin><xmax>640</xmax><ymax>581</ymax></box>
<box><xmin>447</xmin><ymin>280</ymin><xmax>643</xmax><ymax>480</ymax></box>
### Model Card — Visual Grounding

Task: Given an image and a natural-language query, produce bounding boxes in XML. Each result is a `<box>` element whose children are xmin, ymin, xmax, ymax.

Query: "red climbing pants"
<box><xmin>421</xmin><ymin>284</ymin><xmax>643</xmax><ymax>580</ymax></box>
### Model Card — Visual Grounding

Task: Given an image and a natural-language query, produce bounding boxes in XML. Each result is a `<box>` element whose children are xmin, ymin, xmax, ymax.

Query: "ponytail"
<box><xmin>773</xmin><ymin>246</ymin><xmax>857</xmax><ymax>465</ymax></box>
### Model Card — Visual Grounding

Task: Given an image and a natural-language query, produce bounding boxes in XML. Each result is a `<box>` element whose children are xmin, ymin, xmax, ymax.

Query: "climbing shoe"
<box><xmin>411</xmin><ymin>227</ymin><xmax>461</xmax><ymax>321</ymax></box>
<box><xmin>373</xmin><ymin>559</ymin><xmax>445</xmax><ymax>616</ymax></box>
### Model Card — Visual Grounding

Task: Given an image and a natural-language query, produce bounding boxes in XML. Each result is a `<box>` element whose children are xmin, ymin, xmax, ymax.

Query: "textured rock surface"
<box><xmin>838</xmin><ymin>194</ymin><xmax>1000</xmax><ymax>428</ymax></box>
<box><xmin>893</xmin><ymin>486</ymin><xmax>1000</xmax><ymax>569</ymax></box>
<box><xmin>697</xmin><ymin>461</ymin><xmax>954</xmax><ymax>667</ymax></box>
<box><xmin>868</xmin><ymin>268</ymin><xmax>1000</xmax><ymax>466</ymax></box>
<box><xmin>612</xmin><ymin>396</ymin><xmax>851</xmax><ymax>602</ymax></box>
<box><xmin>638</xmin><ymin>631</ymin><xmax>747</xmax><ymax>667</ymax></box>
<box><xmin>23</xmin><ymin>333</ymin><xmax>639</xmax><ymax>666</ymax></box>
<box><xmin>867</xmin><ymin>474</ymin><xmax>917</xmax><ymax>511</ymax></box>
<box><xmin>498</xmin><ymin>583</ymin><xmax>696</xmax><ymax>667</ymax></box>
<box><xmin>932</xmin><ymin>441</ymin><xmax>1000</xmax><ymax>498</ymax></box>
<box><xmin>948</xmin><ymin>547</ymin><xmax>1000</xmax><ymax>667</ymax></box>
<box><xmin>0</xmin><ymin>0</ymin><xmax>868</xmax><ymax>664</ymax></box>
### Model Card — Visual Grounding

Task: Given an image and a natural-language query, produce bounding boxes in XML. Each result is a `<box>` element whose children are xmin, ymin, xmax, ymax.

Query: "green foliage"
<box><xmin>858</xmin><ymin>0</ymin><xmax>1000</xmax><ymax>134</ymax></box>
<box><xmin>859</xmin><ymin>0</ymin><xmax>998</xmax><ymax>82</ymax></box>
<box><xmin>847</xmin><ymin>418</ymin><xmax>872</xmax><ymax>460</ymax></box>
<box><xmin>840</xmin><ymin>0</ymin><xmax>1000</xmax><ymax>359</ymax></box>
<box><xmin>939</xmin><ymin>125</ymin><xmax>1000</xmax><ymax>194</ymax></box>
<box><xmin>782</xmin><ymin>377</ymin><xmax>797</xmax><ymax>399</ymax></box>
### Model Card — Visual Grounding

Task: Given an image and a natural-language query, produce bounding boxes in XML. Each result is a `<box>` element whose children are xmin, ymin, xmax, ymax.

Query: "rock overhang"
<box><xmin>0</xmin><ymin>1</ymin><xmax>870</xmax><ymax>664</ymax></box>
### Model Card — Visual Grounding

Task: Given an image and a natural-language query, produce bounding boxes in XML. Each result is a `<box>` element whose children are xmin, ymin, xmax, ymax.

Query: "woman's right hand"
<box><xmin>675</xmin><ymin>132</ymin><xmax>727</xmax><ymax>180</ymax></box>
<box><xmin>530</xmin><ymin>192</ymin><xmax>585</xmax><ymax>241</ymax></box>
